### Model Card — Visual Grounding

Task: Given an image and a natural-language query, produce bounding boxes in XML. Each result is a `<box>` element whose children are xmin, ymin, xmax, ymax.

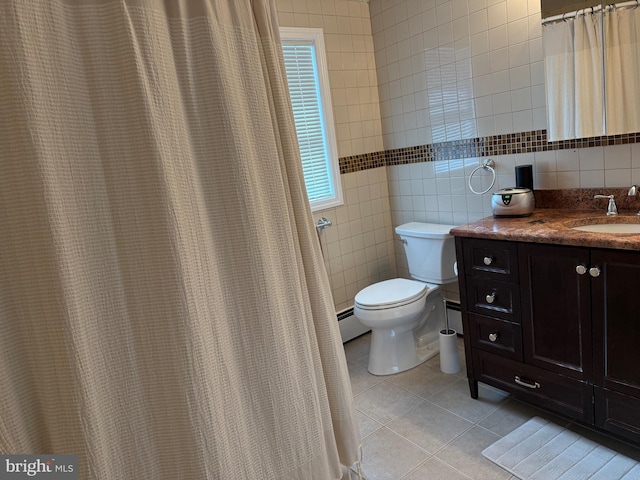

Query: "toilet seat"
<box><xmin>355</xmin><ymin>278</ymin><xmax>436</xmax><ymax>310</ymax></box>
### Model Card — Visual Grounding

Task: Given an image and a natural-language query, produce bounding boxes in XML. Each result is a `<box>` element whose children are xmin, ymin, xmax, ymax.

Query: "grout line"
<box><xmin>399</xmin><ymin>456</ymin><xmax>476</xmax><ymax>480</ymax></box>
<box><xmin>346</xmin><ymin>336</ymin><xmax>520</xmax><ymax>478</ymax></box>
<box><xmin>353</xmin><ymin>409</ymin><xmax>383</xmax><ymax>441</ymax></box>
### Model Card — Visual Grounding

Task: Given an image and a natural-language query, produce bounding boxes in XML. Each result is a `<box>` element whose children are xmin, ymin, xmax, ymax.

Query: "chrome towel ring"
<box><xmin>468</xmin><ymin>159</ymin><xmax>496</xmax><ymax>195</ymax></box>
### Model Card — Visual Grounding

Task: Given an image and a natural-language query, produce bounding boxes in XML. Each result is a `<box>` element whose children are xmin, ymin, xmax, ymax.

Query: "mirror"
<box><xmin>541</xmin><ymin>0</ymin><xmax>602</xmax><ymax>19</ymax></box>
<box><xmin>541</xmin><ymin>0</ymin><xmax>640</xmax><ymax>140</ymax></box>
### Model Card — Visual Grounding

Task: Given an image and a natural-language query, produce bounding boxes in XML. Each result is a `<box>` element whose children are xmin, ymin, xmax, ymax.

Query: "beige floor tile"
<box><xmin>428</xmin><ymin>378</ymin><xmax>508</xmax><ymax>423</ymax></box>
<box><xmin>356</xmin><ymin>410</ymin><xmax>383</xmax><ymax>439</ymax></box>
<box><xmin>402</xmin><ymin>457</ymin><xmax>473</xmax><ymax>480</ymax></box>
<box><xmin>347</xmin><ymin>362</ymin><xmax>384</xmax><ymax>396</ymax></box>
<box><xmin>435</xmin><ymin>426</ymin><xmax>512</xmax><ymax>480</ymax></box>
<box><xmin>386</xmin><ymin>361</ymin><xmax>460</xmax><ymax>399</ymax></box>
<box><xmin>478</xmin><ymin>397</ymin><xmax>569</xmax><ymax>437</ymax></box>
<box><xmin>354</xmin><ymin>382</ymin><xmax>422</xmax><ymax>424</ymax></box>
<box><xmin>386</xmin><ymin>399</ymin><xmax>474</xmax><ymax>454</ymax></box>
<box><xmin>343</xmin><ymin>333</ymin><xmax>370</xmax><ymax>366</ymax></box>
<box><xmin>360</xmin><ymin>427</ymin><xmax>430</xmax><ymax>480</ymax></box>
<box><xmin>342</xmin><ymin>334</ymin><xmax>577</xmax><ymax>480</ymax></box>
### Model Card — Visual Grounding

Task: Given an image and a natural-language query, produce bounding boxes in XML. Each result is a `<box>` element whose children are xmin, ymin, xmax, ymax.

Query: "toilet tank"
<box><xmin>395</xmin><ymin>222</ymin><xmax>457</xmax><ymax>284</ymax></box>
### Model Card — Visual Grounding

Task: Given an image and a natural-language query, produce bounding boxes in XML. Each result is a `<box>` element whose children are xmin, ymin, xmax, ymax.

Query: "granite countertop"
<box><xmin>450</xmin><ymin>209</ymin><xmax>640</xmax><ymax>250</ymax></box>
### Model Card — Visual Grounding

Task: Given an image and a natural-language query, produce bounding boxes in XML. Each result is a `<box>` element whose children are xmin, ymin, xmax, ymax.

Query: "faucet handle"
<box><xmin>628</xmin><ymin>186</ymin><xmax>640</xmax><ymax>215</ymax></box>
<box><xmin>594</xmin><ymin>194</ymin><xmax>618</xmax><ymax>216</ymax></box>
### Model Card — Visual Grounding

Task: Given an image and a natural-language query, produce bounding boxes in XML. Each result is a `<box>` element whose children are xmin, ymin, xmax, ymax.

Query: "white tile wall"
<box><xmin>277</xmin><ymin>0</ymin><xmax>393</xmax><ymax>312</ymax></box>
<box><xmin>370</xmin><ymin>0</ymin><xmax>640</xmax><ymax>217</ymax></box>
<box><xmin>277</xmin><ymin>0</ymin><xmax>384</xmax><ymax>158</ymax></box>
<box><xmin>370</xmin><ymin>0</ymin><xmax>640</xmax><ymax>303</ymax></box>
<box><xmin>314</xmin><ymin>167</ymin><xmax>396</xmax><ymax>311</ymax></box>
<box><xmin>371</xmin><ymin>0</ymin><xmax>545</xmax><ymax>149</ymax></box>
<box><xmin>277</xmin><ymin>0</ymin><xmax>640</xmax><ymax>312</ymax></box>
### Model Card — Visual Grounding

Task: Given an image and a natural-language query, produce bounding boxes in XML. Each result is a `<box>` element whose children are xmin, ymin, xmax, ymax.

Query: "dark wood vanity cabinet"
<box><xmin>519</xmin><ymin>243</ymin><xmax>592</xmax><ymax>381</ymax></box>
<box><xmin>591</xmin><ymin>249</ymin><xmax>640</xmax><ymax>443</ymax></box>
<box><xmin>456</xmin><ymin>236</ymin><xmax>640</xmax><ymax>443</ymax></box>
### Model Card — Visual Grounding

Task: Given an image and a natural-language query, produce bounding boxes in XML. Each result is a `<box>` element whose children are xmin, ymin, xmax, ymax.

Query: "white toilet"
<box><xmin>354</xmin><ymin>222</ymin><xmax>457</xmax><ymax>375</ymax></box>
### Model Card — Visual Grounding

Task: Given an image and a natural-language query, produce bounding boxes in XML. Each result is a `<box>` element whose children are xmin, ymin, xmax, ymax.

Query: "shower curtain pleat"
<box><xmin>604</xmin><ymin>6</ymin><xmax>640</xmax><ymax>135</ymax></box>
<box><xmin>543</xmin><ymin>12</ymin><xmax>604</xmax><ymax>141</ymax></box>
<box><xmin>0</xmin><ymin>0</ymin><xmax>361</xmax><ymax>478</ymax></box>
<box><xmin>543</xmin><ymin>19</ymin><xmax>577</xmax><ymax>142</ymax></box>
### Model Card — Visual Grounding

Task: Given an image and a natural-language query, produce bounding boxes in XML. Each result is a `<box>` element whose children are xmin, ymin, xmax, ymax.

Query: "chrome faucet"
<box><xmin>628</xmin><ymin>185</ymin><xmax>640</xmax><ymax>215</ymax></box>
<box><xmin>594</xmin><ymin>194</ymin><xmax>618</xmax><ymax>215</ymax></box>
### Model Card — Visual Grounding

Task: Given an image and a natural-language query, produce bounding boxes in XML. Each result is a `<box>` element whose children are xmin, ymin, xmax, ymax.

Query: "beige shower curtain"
<box><xmin>605</xmin><ymin>5</ymin><xmax>640</xmax><ymax>135</ymax></box>
<box><xmin>543</xmin><ymin>11</ymin><xmax>604</xmax><ymax>141</ymax></box>
<box><xmin>0</xmin><ymin>0</ymin><xmax>360</xmax><ymax>478</ymax></box>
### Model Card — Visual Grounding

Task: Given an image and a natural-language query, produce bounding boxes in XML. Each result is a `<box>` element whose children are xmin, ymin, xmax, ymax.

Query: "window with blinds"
<box><xmin>280</xmin><ymin>28</ymin><xmax>342</xmax><ymax>211</ymax></box>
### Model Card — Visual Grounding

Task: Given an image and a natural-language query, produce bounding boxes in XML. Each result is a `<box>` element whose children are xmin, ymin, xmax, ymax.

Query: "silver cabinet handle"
<box><xmin>485</xmin><ymin>292</ymin><xmax>496</xmax><ymax>304</ymax></box>
<box><xmin>576</xmin><ymin>265</ymin><xmax>587</xmax><ymax>275</ymax></box>
<box><xmin>515</xmin><ymin>376</ymin><xmax>540</xmax><ymax>389</ymax></box>
<box><xmin>483</xmin><ymin>256</ymin><xmax>494</xmax><ymax>266</ymax></box>
<box><xmin>589</xmin><ymin>267</ymin><xmax>601</xmax><ymax>278</ymax></box>
<box><xmin>488</xmin><ymin>333</ymin><xmax>499</xmax><ymax>342</ymax></box>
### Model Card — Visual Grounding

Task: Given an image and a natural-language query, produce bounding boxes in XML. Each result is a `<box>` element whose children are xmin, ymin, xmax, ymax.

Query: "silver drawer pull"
<box><xmin>483</xmin><ymin>256</ymin><xmax>494</xmax><ymax>266</ymax></box>
<box><xmin>576</xmin><ymin>264</ymin><xmax>587</xmax><ymax>275</ymax></box>
<box><xmin>485</xmin><ymin>292</ymin><xmax>496</xmax><ymax>304</ymax></box>
<box><xmin>488</xmin><ymin>333</ymin><xmax>499</xmax><ymax>342</ymax></box>
<box><xmin>589</xmin><ymin>266</ymin><xmax>601</xmax><ymax>278</ymax></box>
<box><xmin>514</xmin><ymin>376</ymin><xmax>540</xmax><ymax>389</ymax></box>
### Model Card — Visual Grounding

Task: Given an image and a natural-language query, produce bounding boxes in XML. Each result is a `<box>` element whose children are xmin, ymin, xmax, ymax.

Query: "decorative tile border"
<box><xmin>338</xmin><ymin>150</ymin><xmax>385</xmax><ymax>174</ymax></box>
<box><xmin>338</xmin><ymin>130</ymin><xmax>640</xmax><ymax>174</ymax></box>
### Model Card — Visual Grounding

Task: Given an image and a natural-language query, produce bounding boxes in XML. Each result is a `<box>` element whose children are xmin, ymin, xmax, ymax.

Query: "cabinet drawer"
<box><xmin>595</xmin><ymin>386</ymin><xmax>640</xmax><ymax>444</ymax></box>
<box><xmin>469</xmin><ymin>314</ymin><xmax>522</xmax><ymax>361</ymax></box>
<box><xmin>473</xmin><ymin>350</ymin><xmax>593</xmax><ymax>423</ymax></box>
<box><xmin>463</xmin><ymin>238</ymin><xmax>519</xmax><ymax>282</ymax></box>
<box><xmin>466</xmin><ymin>277</ymin><xmax>520</xmax><ymax>322</ymax></box>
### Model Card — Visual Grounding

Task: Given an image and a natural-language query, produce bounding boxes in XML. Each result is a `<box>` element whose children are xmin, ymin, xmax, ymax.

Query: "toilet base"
<box><xmin>367</xmin><ymin>329</ymin><xmax>441</xmax><ymax>376</ymax></box>
<box><xmin>416</xmin><ymin>331</ymin><xmax>441</xmax><ymax>362</ymax></box>
<box><xmin>363</xmin><ymin>293</ymin><xmax>446</xmax><ymax>376</ymax></box>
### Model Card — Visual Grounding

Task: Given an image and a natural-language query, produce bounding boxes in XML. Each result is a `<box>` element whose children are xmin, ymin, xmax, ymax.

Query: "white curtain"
<box><xmin>605</xmin><ymin>5</ymin><xmax>640</xmax><ymax>135</ymax></box>
<box><xmin>0</xmin><ymin>0</ymin><xmax>361</xmax><ymax>478</ymax></box>
<box><xmin>543</xmin><ymin>12</ymin><xmax>605</xmax><ymax>141</ymax></box>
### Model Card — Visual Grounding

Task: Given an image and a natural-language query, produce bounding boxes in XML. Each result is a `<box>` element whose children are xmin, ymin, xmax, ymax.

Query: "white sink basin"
<box><xmin>571</xmin><ymin>223</ymin><xmax>640</xmax><ymax>233</ymax></box>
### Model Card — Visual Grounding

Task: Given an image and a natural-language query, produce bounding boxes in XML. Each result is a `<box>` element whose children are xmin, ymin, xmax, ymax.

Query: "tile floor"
<box><xmin>341</xmin><ymin>333</ymin><xmax>640</xmax><ymax>480</ymax></box>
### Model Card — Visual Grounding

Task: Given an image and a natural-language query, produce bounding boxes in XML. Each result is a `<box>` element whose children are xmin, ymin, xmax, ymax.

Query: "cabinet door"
<box><xmin>519</xmin><ymin>243</ymin><xmax>592</xmax><ymax>380</ymax></box>
<box><xmin>592</xmin><ymin>249</ymin><xmax>640</xmax><ymax>397</ymax></box>
<box><xmin>594</xmin><ymin>386</ymin><xmax>640</xmax><ymax>443</ymax></box>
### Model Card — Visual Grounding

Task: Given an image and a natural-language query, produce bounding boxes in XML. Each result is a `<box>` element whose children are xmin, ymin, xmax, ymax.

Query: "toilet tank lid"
<box><xmin>395</xmin><ymin>222</ymin><xmax>457</xmax><ymax>239</ymax></box>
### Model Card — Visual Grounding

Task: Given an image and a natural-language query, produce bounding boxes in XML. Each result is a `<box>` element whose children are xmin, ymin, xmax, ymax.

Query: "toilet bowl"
<box><xmin>354</xmin><ymin>222</ymin><xmax>456</xmax><ymax>375</ymax></box>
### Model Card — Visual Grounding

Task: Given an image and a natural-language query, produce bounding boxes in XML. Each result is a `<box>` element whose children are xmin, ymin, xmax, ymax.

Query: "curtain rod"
<box><xmin>542</xmin><ymin>0</ymin><xmax>639</xmax><ymax>24</ymax></box>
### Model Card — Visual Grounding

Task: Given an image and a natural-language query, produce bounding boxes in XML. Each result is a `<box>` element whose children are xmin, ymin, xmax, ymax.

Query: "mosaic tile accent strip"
<box><xmin>338</xmin><ymin>150</ymin><xmax>386</xmax><ymax>174</ymax></box>
<box><xmin>338</xmin><ymin>130</ymin><xmax>640</xmax><ymax>174</ymax></box>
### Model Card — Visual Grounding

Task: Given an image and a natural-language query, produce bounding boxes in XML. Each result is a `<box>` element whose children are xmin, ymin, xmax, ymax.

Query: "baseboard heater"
<box><xmin>337</xmin><ymin>307</ymin><xmax>369</xmax><ymax>343</ymax></box>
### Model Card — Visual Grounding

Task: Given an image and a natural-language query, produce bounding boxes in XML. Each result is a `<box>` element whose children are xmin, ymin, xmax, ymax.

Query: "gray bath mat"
<box><xmin>482</xmin><ymin>416</ymin><xmax>640</xmax><ymax>479</ymax></box>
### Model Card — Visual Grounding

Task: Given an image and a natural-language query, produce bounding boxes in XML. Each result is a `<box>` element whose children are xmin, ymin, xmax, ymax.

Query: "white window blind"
<box><xmin>280</xmin><ymin>28</ymin><xmax>342</xmax><ymax>211</ymax></box>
